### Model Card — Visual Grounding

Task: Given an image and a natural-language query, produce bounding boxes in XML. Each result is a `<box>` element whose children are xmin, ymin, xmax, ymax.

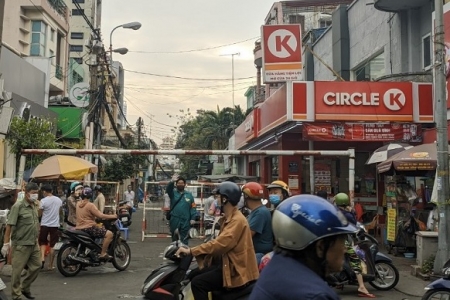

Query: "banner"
<box><xmin>303</xmin><ymin>123</ymin><xmax>422</xmax><ymax>142</ymax></box>
<box><xmin>387</xmin><ymin>208</ymin><xmax>397</xmax><ymax>242</ymax></box>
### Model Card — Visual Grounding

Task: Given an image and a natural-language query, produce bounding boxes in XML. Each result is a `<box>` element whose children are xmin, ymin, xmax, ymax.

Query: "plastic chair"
<box><xmin>118</xmin><ymin>220</ymin><xmax>129</xmax><ymax>240</ymax></box>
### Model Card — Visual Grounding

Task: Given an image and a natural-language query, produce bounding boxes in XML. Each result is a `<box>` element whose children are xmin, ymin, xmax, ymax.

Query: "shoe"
<box><xmin>21</xmin><ymin>291</ymin><xmax>35</xmax><ymax>299</ymax></box>
<box><xmin>99</xmin><ymin>254</ymin><xmax>112</xmax><ymax>261</ymax></box>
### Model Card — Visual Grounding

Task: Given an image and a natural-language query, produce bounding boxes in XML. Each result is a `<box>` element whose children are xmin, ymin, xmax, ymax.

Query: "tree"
<box><xmin>6</xmin><ymin>116</ymin><xmax>58</xmax><ymax>179</ymax></box>
<box><xmin>169</xmin><ymin>105</ymin><xmax>247</xmax><ymax>179</ymax></box>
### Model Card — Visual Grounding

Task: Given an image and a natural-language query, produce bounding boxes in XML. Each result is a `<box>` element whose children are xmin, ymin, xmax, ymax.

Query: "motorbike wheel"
<box><xmin>112</xmin><ymin>240</ymin><xmax>131</xmax><ymax>271</ymax></box>
<box><xmin>369</xmin><ymin>261</ymin><xmax>399</xmax><ymax>291</ymax></box>
<box><xmin>56</xmin><ymin>244</ymin><xmax>82</xmax><ymax>277</ymax></box>
<box><xmin>422</xmin><ymin>288</ymin><xmax>450</xmax><ymax>300</ymax></box>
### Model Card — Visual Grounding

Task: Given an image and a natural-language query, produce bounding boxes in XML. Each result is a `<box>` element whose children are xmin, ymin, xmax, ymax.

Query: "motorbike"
<box><xmin>117</xmin><ymin>200</ymin><xmax>132</xmax><ymax>227</ymax></box>
<box><xmin>141</xmin><ymin>231</ymin><xmax>254</xmax><ymax>300</ymax></box>
<box><xmin>55</xmin><ymin>219</ymin><xmax>131</xmax><ymax>277</ymax></box>
<box><xmin>422</xmin><ymin>259</ymin><xmax>450</xmax><ymax>300</ymax></box>
<box><xmin>327</xmin><ymin>224</ymin><xmax>399</xmax><ymax>291</ymax></box>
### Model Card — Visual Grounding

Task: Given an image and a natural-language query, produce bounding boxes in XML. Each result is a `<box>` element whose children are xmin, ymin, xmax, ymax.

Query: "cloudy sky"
<box><xmin>102</xmin><ymin>0</ymin><xmax>275</xmax><ymax>144</ymax></box>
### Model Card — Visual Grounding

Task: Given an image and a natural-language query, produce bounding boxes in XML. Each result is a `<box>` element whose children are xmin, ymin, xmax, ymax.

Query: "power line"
<box><xmin>124</xmin><ymin>69</ymin><xmax>255</xmax><ymax>81</ymax></box>
<box><xmin>128</xmin><ymin>36</ymin><xmax>259</xmax><ymax>54</ymax></box>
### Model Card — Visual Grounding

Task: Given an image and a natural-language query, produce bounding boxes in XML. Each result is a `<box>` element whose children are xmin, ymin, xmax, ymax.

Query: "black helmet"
<box><xmin>94</xmin><ymin>185</ymin><xmax>102</xmax><ymax>192</ymax></box>
<box><xmin>81</xmin><ymin>187</ymin><xmax>93</xmax><ymax>199</ymax></box>
<box><xmin>217</xmin><ymin>182</ymin><xmax>241</xmax><ymax>206</ymax></box>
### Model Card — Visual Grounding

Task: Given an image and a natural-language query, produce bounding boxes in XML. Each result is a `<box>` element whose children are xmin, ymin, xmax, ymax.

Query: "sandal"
<box><xmin>99</xmin><ymin>254</ymin><xmax>112</xmax><ymax>261</ymax></box>
<box><xmin>358</xmin><ymin>292</ymin><xmax>376</xmax><ymax>298</ymax></box>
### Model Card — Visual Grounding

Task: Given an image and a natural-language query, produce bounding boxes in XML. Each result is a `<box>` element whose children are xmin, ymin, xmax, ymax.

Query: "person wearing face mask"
<box><xmin>249</xmin><ymin>195</ymin><xmax>358</xmax><ymax>300</ymax></box>
<box><xmin>242</xmin><ymin>182</ymin><xmax>273</xmax><ymax>265</ymax></box>
<box><xmin>2</xmin><ymin>182</ymin><xmax>41</xmax><ymax>300</ymax></box>
<box><xmin>176</xmin><ymin>182</ymin><xmax>259</xmax><ymax>300</ymax></box>
<box><xmin>165</xmin><ymin>175</ymin><xmax>197</xmax><ymax>245</ymax></box>
<box><xmin>267</xmin><ymin>180</ymin><xmax>290</xmax><ymax>209</ymax></box>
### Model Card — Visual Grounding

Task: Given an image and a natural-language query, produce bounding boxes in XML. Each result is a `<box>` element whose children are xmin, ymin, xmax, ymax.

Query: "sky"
<box><xmin>101</xmin><ymin>0</ymin><xmax>275</xmax><ymax>144</ymax></box>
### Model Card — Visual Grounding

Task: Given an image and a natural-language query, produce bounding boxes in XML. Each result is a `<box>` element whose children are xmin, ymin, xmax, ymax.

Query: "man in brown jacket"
<box><xmin>176</xmin><ymin>181</ymin><xmax>259</xmax><ymax>300</ymax></box>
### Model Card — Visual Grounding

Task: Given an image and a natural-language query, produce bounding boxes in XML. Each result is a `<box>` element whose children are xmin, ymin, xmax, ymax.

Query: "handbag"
<box><xmin>166</xmin><ymin>194</ymin><xmax>184</xmax><ymax>221</ymax></box>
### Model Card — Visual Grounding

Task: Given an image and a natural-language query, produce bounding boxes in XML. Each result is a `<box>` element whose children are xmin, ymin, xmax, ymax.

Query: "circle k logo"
<box><xmin>383</xmin><ymin>89</ymin><xmax>406</xmax><ymax>111</ymax></box>
<box><xmin>267</xmin><ymin>29</ymin><xmax>298</xmax><ymax>59</ymax></box>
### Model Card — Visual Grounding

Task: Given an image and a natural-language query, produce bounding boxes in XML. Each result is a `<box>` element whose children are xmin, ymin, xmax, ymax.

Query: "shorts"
<box><xmin>81</xmin><ymin>225</ymin><xmax>107</xmax><ymax>238</ymax></box>
<box><xmin>38</xmin><ymin>226</ymin><xmax>59</xmax><ymax>247</ymax></box>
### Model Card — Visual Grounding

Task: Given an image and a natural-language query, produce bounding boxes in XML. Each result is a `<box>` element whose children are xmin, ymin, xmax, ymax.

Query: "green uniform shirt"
<box><xmin>7</xmin><ymin>200</ymin><xmax>39</xmax><ymax>246</ymax></box>
<box><xmin>166</xmin><ymin>181</ymin><xmax>197</xmax><ymax>221</ymax></box>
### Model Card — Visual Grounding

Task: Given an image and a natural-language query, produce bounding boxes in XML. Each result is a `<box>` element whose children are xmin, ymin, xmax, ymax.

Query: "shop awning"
<box><xmin>198</xmin><ymin>175</ymin><xmax>259</xmax><ymax>182</ymax></box>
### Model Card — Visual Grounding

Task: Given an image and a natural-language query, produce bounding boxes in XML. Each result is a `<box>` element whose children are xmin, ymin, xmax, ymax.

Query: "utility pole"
<box><xmin>433</xmin><ymin>0</ymin><xmax>450</xmax><ymax>274</ymax></box>
<box><xmin>135</xmin><ymin>117</ymin><xmax>143</xmax><ymax>207</ymax></box>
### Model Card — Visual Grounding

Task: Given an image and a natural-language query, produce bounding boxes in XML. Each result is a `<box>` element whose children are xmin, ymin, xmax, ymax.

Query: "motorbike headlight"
<box><xmin>163</xmin><ymin>245</ymin><xmax>173</xmax><ymax>259</ymax></box>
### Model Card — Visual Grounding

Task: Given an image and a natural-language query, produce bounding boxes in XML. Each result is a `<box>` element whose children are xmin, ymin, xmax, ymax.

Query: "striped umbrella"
<box><xmin>366</xmin><ymin>143</ymin><xmax>414</xmax><ymax>165</ymax></box>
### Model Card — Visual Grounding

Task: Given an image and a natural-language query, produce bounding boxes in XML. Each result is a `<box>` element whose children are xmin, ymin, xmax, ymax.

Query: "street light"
<box><xmin>221</xmin><ymin>52</ymin><xmax>240</xmax><ymax>108</ymax></box>
<box><xmin>112</xmin><ymin>47</ymin><xmax>129</xmax><ymax>55</ymax></box>
<box><xmin>109</xmin><ymin>21</ymin><xmax>142</xmax><ymax>62</ymax></box>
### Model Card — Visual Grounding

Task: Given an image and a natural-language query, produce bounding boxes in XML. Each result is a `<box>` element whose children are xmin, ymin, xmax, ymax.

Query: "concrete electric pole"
<box><xmin>433</xmin><ymin>0</ymin><xmax>450</xmax><ymax>274</ymax></box>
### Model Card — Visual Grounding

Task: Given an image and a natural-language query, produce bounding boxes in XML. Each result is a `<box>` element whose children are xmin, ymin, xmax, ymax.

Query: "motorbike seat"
<box><xmin>211</xmin><ymin>281</ymin><xmax>255</xmax><ymax>300</ymax></box>
<box><xmin>71</xmin><ymin>230</ymin><xmax>91</xmax><ymax>237</ymax></box>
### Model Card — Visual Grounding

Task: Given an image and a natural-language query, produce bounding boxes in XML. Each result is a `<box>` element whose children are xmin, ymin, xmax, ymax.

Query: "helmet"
<box><xmin>267</xmin><ymin>180</ymin><xmax>290</xmax><ymax>197</ymax></box>
<box><xmin>81</xmin><ymin>187</ymin><xmax>93</xmax><ymax>199</ymax></box>
<box><xmin>94</xmin><ymin>185</ymin><xmax>102</xmax><ymax>192</ymax></box>
<box><xmin>70</xmin><ymin>181</ymin><xmax>81</xmax><ymax>192</ymax></box>
<box><xmin>334</xmin><ymin>193</ymin><xmax>350</xmax><ymax>207</ymax></box>
<box><xmin>242</xmin><ymin>182</ymin><xmax>264</xmax><ymax>200</ymax></box>
<box><xmin>216</xmin><ymin>182</ymin><xmax>241</xmax><ymax>206</ymax></box>
<box><xmin>272</xmin><ymin>195</ymin><xmax>357</xmax><ymax>251</ymax></box>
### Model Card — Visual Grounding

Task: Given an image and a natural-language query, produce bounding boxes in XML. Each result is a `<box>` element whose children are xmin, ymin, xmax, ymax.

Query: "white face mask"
<box><xmin>29</xmin><ymin>194</ymin><xmax>39</xmax><ymax>202</ymax></box>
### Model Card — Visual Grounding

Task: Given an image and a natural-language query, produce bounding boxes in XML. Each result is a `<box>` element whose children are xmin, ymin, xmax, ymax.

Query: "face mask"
<box><xmin>269</xmin><ymin>194</ymin><xmax>281</xmax><ymax>206</ymax></box>
<box><xmin>29</xmin><ymin>194</ymin><xmax>39</xmax><ymax>202</ymax></box>
<box><xmin>176</xmin><ymin>185</ymin><xmax>184</xmax><ymax>192</ymax></box>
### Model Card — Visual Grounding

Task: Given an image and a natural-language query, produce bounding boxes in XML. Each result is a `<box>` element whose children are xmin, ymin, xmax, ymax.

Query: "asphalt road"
<box><xmin>0</xmin><ymin>206</ymin><xmax>431</xmax><ymax>300</ymax></box>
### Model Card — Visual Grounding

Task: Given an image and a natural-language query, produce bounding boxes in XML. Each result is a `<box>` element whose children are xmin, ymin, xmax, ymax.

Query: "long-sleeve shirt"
<box><xmin>165</xmin><ymin>181</ymin><xmax>197</xmax><ymax>221</ymax></box>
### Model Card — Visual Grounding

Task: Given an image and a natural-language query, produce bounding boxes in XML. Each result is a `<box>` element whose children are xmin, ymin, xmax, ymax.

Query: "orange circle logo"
<box><xmin>410</xmin><ymin>152</ymin><xmax>429</xmax><ymax>158</ymax></box>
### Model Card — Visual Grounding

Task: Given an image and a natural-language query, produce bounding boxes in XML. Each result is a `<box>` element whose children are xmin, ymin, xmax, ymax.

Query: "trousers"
<box><xmin>191</xmin><ymin>265</ymin><xmax>223</xmax><ymax>300</ymax></box>
<box><xmin>11</xmin><ymin>244</ymin><xmax>41</xmax><ymax>300</ymax></box>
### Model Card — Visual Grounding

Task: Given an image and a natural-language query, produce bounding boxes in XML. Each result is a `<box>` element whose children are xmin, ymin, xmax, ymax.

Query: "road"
<box><xmin>0</xmin><ymin>206</ymin><xmax>430</xmax><ymax>299</ymax></box>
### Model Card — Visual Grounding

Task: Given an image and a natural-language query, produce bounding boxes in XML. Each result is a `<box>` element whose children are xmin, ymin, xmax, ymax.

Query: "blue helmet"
<box><xmin>70</xmin><ymin>181</ymin><xmax>81</xmax><ymax>192</ymax></box>
<box><xmin>272</xmin><ymin>195</ymin><xmax>357</xmax><ymax>251</ymax></box>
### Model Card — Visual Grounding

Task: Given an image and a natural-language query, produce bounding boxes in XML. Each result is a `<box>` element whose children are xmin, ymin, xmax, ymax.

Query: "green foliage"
<box><xmin>168</xmin><ymin>105</ymin><xmax>246</xmax><ymax>179</ymax></box>
<box><xmin>100</xmin><ymin>145</ymin><xmax>147</xmax><ymax>182</ymax></box>
<box><xmin>421</xmin><ymin>255</ymin><xmax>435</xmax><ymax>274</ymax></box>
<box><xmin>6</xmin><ymin>116</ymin><xmax>58</xmax><ymax>171</ymax></box>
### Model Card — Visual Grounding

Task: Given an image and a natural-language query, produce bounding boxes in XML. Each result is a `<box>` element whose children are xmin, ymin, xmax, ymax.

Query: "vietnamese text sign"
<box><xmin>262</xmin><ymin>24</ymin><xmax>302</xmax><ymax>83</ymax></box>
<box><xmin>303</xmin><ymin>123</ymin><xmax>422</xmax><ymax>142</ymax></box>
<box><xmin>387</xmin><ymin>208</ymin><xmax>397</xmax><ymax>242</ymax></box>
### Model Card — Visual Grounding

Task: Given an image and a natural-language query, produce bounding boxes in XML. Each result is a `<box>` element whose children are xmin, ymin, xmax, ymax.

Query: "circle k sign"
<box><xmin>262</xmin><ymin>24</ymin><xmax>302</xmax><ymax>63</ymax></box>
<box><xmin>267</xmin><ymin>29</ymin><xmax>298</xmax><ymax>59</ymax></box>
<box><xmin>383</xmin><ymin>88</ymin><xmax>406</xmax><ymax>111</ymax></box>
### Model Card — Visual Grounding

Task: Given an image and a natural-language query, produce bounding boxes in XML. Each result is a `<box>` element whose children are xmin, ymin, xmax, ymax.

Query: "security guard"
<box><xmin>2</xmin><ymin>182</ymin><xmax>41</xmax><ymax>300</ymax></box>
<box><xmin>166</xmin><ymin>176</ymin><xmax>197</xmax><ymax>245</ymax></box>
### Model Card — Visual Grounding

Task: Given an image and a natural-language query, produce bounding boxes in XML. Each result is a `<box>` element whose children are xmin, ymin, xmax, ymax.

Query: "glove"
<box><xmin>1</xmin><ymin>243</ymin><xmax>10</xmax><ymax>257</ymax></box>
<box><xmin>190</xmin><ymin>220</ymin><xmax>196</xmax><ymax>225</ymax></box>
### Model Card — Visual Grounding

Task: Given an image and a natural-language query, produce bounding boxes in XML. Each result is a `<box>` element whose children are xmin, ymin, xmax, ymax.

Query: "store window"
<box><xmin>422</xmin><ymin>34</ymin><xmax>431</xmax><ymax>70</ymax></box>
<box><xmin>30</xmin><ymin>21</ymin><xmax>47</xmax><ymax>57</ymax></box>
<box><xmin>354</xmin><ymin>52</ymin><xmax>385</xmax><ymax>81</ymax></box>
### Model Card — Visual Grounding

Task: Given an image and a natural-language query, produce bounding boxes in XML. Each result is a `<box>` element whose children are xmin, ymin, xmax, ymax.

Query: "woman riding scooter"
<box><xmin>267</xmin><ymin>180</ymin><xmax>290</xmax><ymax>208</ymax></box>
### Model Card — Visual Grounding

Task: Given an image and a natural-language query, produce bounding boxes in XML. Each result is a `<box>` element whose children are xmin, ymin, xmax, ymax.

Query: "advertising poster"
<box><xmin>387</xmin><ymin>208</ymin><xmax>397</xmax><ymax>242</ymax></box>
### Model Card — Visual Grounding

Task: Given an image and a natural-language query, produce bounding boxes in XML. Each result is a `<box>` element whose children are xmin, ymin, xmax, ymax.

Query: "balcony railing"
<box><xmin>55</xmin><ymin>64</ymin><xmax>63</xmax><ymax>80</ymax></box>
<box><xmin>47</xmin><ymin>0</ymin><xmax>67</xmax><ymax>18</ymax></box>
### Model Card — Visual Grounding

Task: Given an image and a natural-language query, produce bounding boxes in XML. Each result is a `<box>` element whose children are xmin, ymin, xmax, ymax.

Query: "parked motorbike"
<box><xmin>327</xmin><ymin>228</ymin><xmax>399</xmax><ymax>291</ymax></box>
<box><xmin>55</xmin><ymin>219</ymin><xmax>131</xmax><ymax>277</ymax></box>
<box><xmin>141</xmin><ymin>231</ymin><xmax>254</xmax><ymax>300</ymax></box>
<box><xmin>117</xmin><ymin>200</ymin><xmax>132</xmax><ymax>227</ymax></box>
<box><xmin>422</xmin><ymin>259</ymin><xmax>450</xmax><ymax>300</ymax></box>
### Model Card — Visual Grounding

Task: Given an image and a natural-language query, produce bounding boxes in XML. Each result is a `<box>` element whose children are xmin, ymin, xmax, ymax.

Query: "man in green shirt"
<box><xmin>2</xmin><ymin>182</ymin><xmax>41</xmax><ymax>300</ymax></box>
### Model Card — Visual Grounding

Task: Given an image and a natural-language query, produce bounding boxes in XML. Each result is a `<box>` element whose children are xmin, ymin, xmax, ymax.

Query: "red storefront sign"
<box><xmin>303</xmin><ymin>122</ymin><xmax>422</xmax><ymax>142</ymax></box>
<box><xmin>259</xmin><ymin>84</ymin><xmax>287</xmax><ymax>135</ymax></box>
<box><xmin>314</xmin><ymin>81</ymin><xmax>414</xmax><ymax>121</ymax></box>
<box><xmin>235</xmin><ymin>109</ymin><xmax>258</xmax><ymax>149</ymax></box>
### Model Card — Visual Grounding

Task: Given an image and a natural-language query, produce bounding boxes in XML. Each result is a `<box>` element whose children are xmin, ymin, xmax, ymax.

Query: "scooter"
<box><xmin>422</xmin><ymin>259</ymin><xmax>450</xmax><ymax>300</ymax></box>
<box><xmin>141</xmin><ymin>231</ymin><xmax>254</xmax><ymax>300</ymax></box>
<box><xmin>327</xmin><ymin>228</ymin><xmax>399</xmax><ymax>291</ymax></box>
<box><xmin>55</xmin><ymin>219</ymin><xmax>131</xmax><ymax>277</ymax></box>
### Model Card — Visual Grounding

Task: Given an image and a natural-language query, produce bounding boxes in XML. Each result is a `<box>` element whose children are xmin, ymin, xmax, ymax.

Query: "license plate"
<box><xmin>53</xmin><ymin>242</ymin><xmax>63</xmax><ymax>251</ymax></box>
<box><xmin>121</xmin><ymin>217</ymin><xmax>128</xmax><ymax>222</ymax></box>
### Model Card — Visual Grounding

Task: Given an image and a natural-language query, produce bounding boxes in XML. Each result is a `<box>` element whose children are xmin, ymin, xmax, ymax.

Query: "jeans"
<box><xmin>191</xmin><ymin>265</ymin><xmax>223</xmax><ymax>300</ymax></box>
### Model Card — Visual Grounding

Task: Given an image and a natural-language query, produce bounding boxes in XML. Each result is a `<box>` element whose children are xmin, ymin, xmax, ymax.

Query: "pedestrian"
<box><xmin>93</xmin><ymin>185</ymin><xmax>105</xmax><ymax>213</ymax></box>
<box><xmin>38</xmin><ymin>184</ymin><xmax>63</xmax><ymax>271</ymax></box>
<box><xmin>123</xmin><ymin>185</ymin><xmax>135</xmax><ymax>218</ymax></box>
<box><xmin>166</xmin><ymin>175</ymin><xmax>197</xmax><ymax>244</ymax></box>
<box><xmin>2</xmin><ymin>182</ymin><xmax>41</xmax><ymax>300</ymax></box>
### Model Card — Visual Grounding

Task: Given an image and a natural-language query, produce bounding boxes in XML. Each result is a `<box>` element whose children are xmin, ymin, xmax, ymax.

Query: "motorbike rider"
<box><xmin>66</xmin><ymin>182</ymin><xmax>83</xmax><ymax>228</ymax></box>
<box><xmin>176</xmin><ymin>182</ymin><xmax>259</xmax><ymax>300</ymax></box>
<box><xmin>267</xmin><ymin>180</ymin><xmax>290</xmax><ymax>208</ymax></box>
<box><xmin>242</xmin><ymin>182</ymin><xmax>273</xmax><ymax>265</ymax></box>
<box><xmin>75</xmin><ymin>187</ymin><xmax>117</xmax><ymax>261</ymax></box>
<box><xmin>334</xmin><ymin>192</ymin><xmax>375</xmax><ymax>298</ymax></box>
<box><xmin>249</xmin><ymin>195</ymin><xmax>357</xmax><ymax>300</ymax></box>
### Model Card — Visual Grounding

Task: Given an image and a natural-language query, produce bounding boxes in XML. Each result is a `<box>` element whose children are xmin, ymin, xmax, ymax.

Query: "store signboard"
<box><xmin>302</xmin><ymin>122</ymin><xmax>422</xmax><ymax>142</ymax></box>
<box><xmin>387</xmin><ymin>208</ymin><xmax>397</xmax><ymax>242</ymax></box>
<box><xmin>261</xmin><ymin>24</ymin><xmax>303</xmax><ymax>83</ymax></box>
<box><xmin>234</xmin><ymin>109</ymin><xmax>258</xmax><ymax>149</ymax></box>
<box><xmin>314</xmin><ymin>81</ymin><xmax>414</xmax><ymax>121</ymax></box>
<box><xmin>258</xmin><ymin>84</ymin><xmax>288</xmax><ymax>135</ymax></box>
